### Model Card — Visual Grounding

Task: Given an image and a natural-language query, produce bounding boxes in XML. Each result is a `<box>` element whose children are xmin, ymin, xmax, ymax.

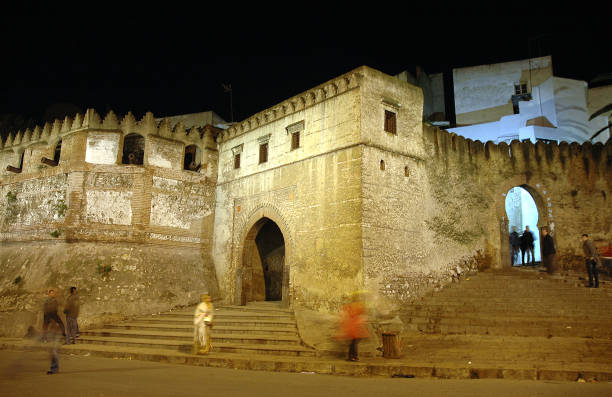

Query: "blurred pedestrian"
<box><xmin>510</xmin><ymin>228</ymin><xmax>521</xmax><ymax>266</ymax></box>
<box><xmin>46</xmin><ymin>321</ymin><xmax>62</xmax><ymax>374</ymax></box>
<box><xmin>541</xmin><ymin>227</ymin><xmax>557</xmax><ymax>274</ymax></box>
<box><xmin>64</xmin><ymin>286</ymin><xmax>80</xmax><ymax>344</ymax></box>
<box><xmin>521</xmin><ymin>226</ymin><xmax>535</xmax><ymax>266</ymax></box>
<box><xmin>582</xmin><ymin>234</ymin><xmax>601</xmax><ymax>288</ymax></box>
<box><xmin>193</xmin><ymin>293</ymin><xmax>214</xmax><ymax>354</ymax></box>
<box><xmin>337</xmin><ymin>292</ymin><xmax>370</xmax><ymax>362</ymax></box>
<box><xmin>42</xmin><ymin>289</ymin><xmax>68</xmax><ymax>344</ymax></box>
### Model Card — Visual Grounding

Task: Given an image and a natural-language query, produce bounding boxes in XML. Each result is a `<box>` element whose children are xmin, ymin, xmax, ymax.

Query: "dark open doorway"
<box><xmin>241</xmin><ymin>217</ymin><xmax>285</xmax><ymax>304</ymax></box>
<box><xmin>255</xmin><ymin>221</ymin><xmax>285</xmax><ymax>301</ymax></box>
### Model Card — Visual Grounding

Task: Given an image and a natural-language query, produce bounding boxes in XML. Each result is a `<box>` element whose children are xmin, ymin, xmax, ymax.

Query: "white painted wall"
<box><xmin>449</xmin><ymin>76</ymin><xmax>599</xmax><ymax>145</ymax></box>
<box><xmin>553</xmin><ymin>77</ymin><xmax>591</xmax><ymax>142</ymax></box>
<box><xmin>453</xmin><ymin>56</ymin><xmax>552</xmax><ymax>121</ymax></box>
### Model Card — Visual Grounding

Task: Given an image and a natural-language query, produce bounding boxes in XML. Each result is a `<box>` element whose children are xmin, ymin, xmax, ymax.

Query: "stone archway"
<box><xmin>235</xmin><ymin>206</ymin><xmax>293</xmax><ymax>307</ymax></box>
<box><xmin>505</xmin><ymin>186</ymin><xmax>542</xmax><ymax>265</ymax></box>
<box><xmin>495</xmin><ymin>178</ymin><xmax>552</xmax><ymax>269</ymax></box>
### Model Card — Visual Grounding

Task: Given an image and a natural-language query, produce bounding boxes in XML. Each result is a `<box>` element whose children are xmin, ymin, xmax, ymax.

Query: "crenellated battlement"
<box><xmin>0</xmin><ymin>109</ymin><xmax>224</xmax><ymax>179</ymax></box>
<box><xmin>1</xmin><ymin>109</ymin><xmax>221</xmax><ymax>152</ymax></box>
<box><xmin>423</xmin><ymin>123</ymin><xmax>612</xmax><ymax>175</ymax></box>
<box><xmin>217</xmin><ymin>68</ymin><xmax>363</xmax><ymax>143</ymax></box>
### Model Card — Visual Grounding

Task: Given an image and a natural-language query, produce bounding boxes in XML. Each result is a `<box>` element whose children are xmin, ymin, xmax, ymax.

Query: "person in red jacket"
<box><xmin>337</xmin><ymin>292</ymin><xmax>370</xmax><ymax>361</ymax></box>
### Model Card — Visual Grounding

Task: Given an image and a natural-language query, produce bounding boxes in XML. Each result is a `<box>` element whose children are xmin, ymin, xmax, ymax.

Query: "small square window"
<box><xmin>384</xmin><ymin>110</ymin><xmax>396</xmax><ymax>134</ymax></box>
<box><xmin>259</xmin><ymin>142</ymin><xmax>268</xmax><ymax>164</ymax></box>
<box><xmin>514</xmin><ymin>82</ymin><xmax>529</xmax><ymax>95</ymax></box>
<box><xmin>291</xmin><ymin>131</ymin><xmax>300</xmax><ymax>150</ymax></box>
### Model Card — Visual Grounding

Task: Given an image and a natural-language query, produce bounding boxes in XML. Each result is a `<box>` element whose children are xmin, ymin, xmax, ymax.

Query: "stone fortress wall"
<box><xmin>0</xmin><ymin>65</ymin><xmax>610</xmax><ymax>338</ymax></box>
<box><xmin>211</xmin><ymin>66</ymin><xmax>611</xmax><ymax>317</ymax></box>
<box><xmin>213</xmin><ymin>69</ymin><xmax>366</xmax><ymax>312</ymax></box>
<box><xmin>0</xmin><ymin>111</ymin><xmax>221</xmax><ymax>337</ymax></box>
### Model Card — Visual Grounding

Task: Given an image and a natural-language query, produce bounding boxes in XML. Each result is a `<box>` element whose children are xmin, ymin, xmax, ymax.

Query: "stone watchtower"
<box><xmin>0</xmin><ymin>110</ymin><xmax>222</xmax><ymax>337</ymax></box>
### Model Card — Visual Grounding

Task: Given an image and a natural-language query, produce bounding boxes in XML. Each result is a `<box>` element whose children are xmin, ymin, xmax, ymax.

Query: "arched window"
<box><xmin>184</xmin><ymin>144</ymin><xmax>201</xmax><ymax>171</ymax></box>
<box><xmin>122</xmin><ymin>133</ymin><xmax>145</xmax><ymax>165</ymax></box>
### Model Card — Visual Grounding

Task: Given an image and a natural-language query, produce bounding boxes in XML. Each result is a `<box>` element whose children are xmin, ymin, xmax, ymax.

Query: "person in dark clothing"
<box><xmin>64</xmin><ymin>286</ymin><xmax>80</xmax><ymax>344</ymax></box>
<box><xmin>509</xmin><ymin>228</ymin><xmax>521</xmax><ymax>266</ymax></box>
<box><xmin>582</xmin><ymin>234</ymin><xmax>601</xmax><ymax>288</ymax></box>
<box><xmin>42</xmin><ymin>289</ymin><xmax>68</xmax><ymax>344</ymax></box>
<box><xmin>541</xmin><ymin>226</ymin><xmax>557</xmax><ymax>274</ymax></box>
<box><xmin>46</xmin><ymin>321</ymin><xmax>62</xmax><ymax>374</ymax></box>
<box><xmin>521</xmin><ymin>226</ymin><xmax>535</xmax><ymax>266</ymax></box>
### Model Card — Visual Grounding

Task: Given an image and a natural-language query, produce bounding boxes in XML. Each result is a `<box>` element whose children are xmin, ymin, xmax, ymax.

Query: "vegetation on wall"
<box><xmin>6</xmin><ymin>191</ymin><xmax>17</xmax><ymax>203</ymax></box>
<box><xmin>96</xmin><ymin>264</ymin><xmax>113</xmax><ymax>277</ymax></box>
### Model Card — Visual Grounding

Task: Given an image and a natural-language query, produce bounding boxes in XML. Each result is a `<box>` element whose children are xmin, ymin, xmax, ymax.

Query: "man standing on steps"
<box><xmin>42</xmin><ymin>289</ymin><xmax>68</xmax><ymax>344</ymax></box>
<box><xmin>521</xmin><ymin>226</ymin><xmax>535</xmax><ymax>266</ymax></box>
<box><xmin>510</xmin><ymin>228</ymin><xmax>521</xmax><ymax>266</ymax></box>
<box><xmin>541</xmin><ymin>227</ymin><xmax>557</xmax><ymax>275</ymax></box>
<box><xmin>582</xmin><ymin>234</ymin><xmax>601</xmax><ymax>288</ymax></box>
<box><xmin>64</xmin><ymin>286</ymin><xmax>80</xmax><ymax>344</ymax></box>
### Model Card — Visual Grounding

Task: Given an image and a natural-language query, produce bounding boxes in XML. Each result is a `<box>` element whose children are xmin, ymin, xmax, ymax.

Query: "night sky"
<box><xmin>1</xmin><ymin>13</ymin><xmax>610</xmax><ymax>138</ymax></box>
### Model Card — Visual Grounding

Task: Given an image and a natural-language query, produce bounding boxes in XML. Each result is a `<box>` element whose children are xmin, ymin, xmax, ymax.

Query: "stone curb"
<box><xmin>2</xmin><ymin>339</ymin><xmax>611</xmax><ymax>382</ymax></box>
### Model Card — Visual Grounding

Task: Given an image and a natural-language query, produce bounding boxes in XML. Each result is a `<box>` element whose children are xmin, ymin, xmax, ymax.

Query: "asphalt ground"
<box><xmin>1</xmin><ymin>350</ymin><xmax>612</xmax><ymax>397</ymax></box>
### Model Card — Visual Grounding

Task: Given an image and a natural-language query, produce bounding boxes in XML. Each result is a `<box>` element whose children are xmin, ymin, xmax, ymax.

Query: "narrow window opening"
<box><xmin>384</xmin><ymin>110</ymin><xmax>397</xmax><ymax>134</ymax></box>
<box><xmin>404</xmin><ymin>166</ymin><xmax>410</xmax><ymax>177</ymax></box>
<box><xmin>380</xmin><ymin>160</ymin><xmax>385</xmax><ymax>171</ymax></box>
<box><xmin>53</xmin><ymin>140</ymin><xmax>62</xmax><ymax>163</ymax></box>
<box><xmin>291</xmin><ymin>131</ymin><xmax>300</xmax><ymax>150</ymax></box>
<box><xmin>232</xmin><ymin>144</ymin><xmax>243</xmax><ymax>170</ymax></box>
<box><xmin>259</xmin><ymin>142</ymin><xmax>268</xmax><ymax>164</ymax></box>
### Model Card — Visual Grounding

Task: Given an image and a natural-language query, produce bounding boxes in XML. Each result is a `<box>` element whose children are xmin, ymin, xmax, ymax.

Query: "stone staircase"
<box><xmin>3</xmin><ymin>267</ymin><xmax>612</xmax><ymax>380</ymax></box>
<box><xmin>77</xmin><ymin>301</ymin><xmax>315</xmax><ymax>357</ymax></box>
<box><xmin>402</xmin><ymin>267</ymin><xmax>612</xmax><ymax>338</ymax></box>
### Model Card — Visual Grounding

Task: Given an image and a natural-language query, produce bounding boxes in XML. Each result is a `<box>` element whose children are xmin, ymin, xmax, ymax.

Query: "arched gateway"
<box><xmin>497</xmin><ymin>181</ymin><xmax>552</xmax><ymax>269</ymax></box>
<box><xmin>237</xmin><ymin>211</ymin><xmax>291</xmax><ymax>307</ymax></box>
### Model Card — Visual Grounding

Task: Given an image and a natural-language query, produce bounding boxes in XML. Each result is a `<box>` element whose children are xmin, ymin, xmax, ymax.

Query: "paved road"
<box><xmin>1</xmin><ymin>350</ymin><xmax>611</xmax><ymax>397</ymax></box>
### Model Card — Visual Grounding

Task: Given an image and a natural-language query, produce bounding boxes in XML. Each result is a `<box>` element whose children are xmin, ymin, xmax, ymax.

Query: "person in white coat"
<box><xmin>193</xmin><ymin>293</ymin><xmax>214</xmax><ymax>354</ymax></box>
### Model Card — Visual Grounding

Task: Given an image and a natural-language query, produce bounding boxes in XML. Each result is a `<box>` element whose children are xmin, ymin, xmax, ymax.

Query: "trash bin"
<box><xmin>382</xmin><ymin>332</ymin><xmax>401</xmax><ymax>358</ymax></box>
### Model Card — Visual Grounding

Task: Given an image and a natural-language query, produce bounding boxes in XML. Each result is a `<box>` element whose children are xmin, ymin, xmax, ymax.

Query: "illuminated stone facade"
<box><xmin>0</xmin><ymin>66</ymin><xmax>610</xmax><ymax>337</ymax></box>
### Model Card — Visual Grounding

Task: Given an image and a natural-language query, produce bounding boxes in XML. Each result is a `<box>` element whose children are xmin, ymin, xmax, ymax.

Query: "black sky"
<box><xmin>1</xmin><ymin>12</ymin><xmax>610</xmax><ymax>134</ymax></box>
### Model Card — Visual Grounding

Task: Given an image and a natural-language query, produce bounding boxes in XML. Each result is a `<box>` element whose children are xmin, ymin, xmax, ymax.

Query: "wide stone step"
<box><xmin>106</xmin><ymin>322</ymin><xmax>297</xmax><ymax>335</ymax></box>
<box><xmin>157</xmin><ymin>311</ymin><xmax>295</xmax><ymax>322</ymax></box>
<box><xmin>437</xmin><ymin>282</ymin><xmax>612</xmax><ymax>290</ymax></box>
<box><xmin>81</xmin><ymin>329</ymin><xmax>301</xmax><ymax>345</ymax></box>
<box><xmin>219</xmin><ymin>304</ymin><xmax>294</xmax><ymax>314</ymax></box>
<box><xmin>404</xmin><ymin>306</ymin><xmax>612</xmax><ymax>317</ymax></box>
<box><xmin>403</xmin><ymin>310</ymin><xmax>612</xmax><ymax>322</ymax></box>
<box><xmin>407</xmin><ymin>317</ymin><xmax>612</xmax><ymax>332</ymax></box>
<box><xmin>131</xmin><ymin>317</ymin><xmax>297</xmax><ymax>328</ymax></box>
<box><xmin>406</xmin><ymin>319</ymin><xmax>612</xmax><ymax>338</ymax></box>
<box><xmin>75</xmin><ymin>336</ymin><xmax>314</xmax><ymax>357</ymax></box>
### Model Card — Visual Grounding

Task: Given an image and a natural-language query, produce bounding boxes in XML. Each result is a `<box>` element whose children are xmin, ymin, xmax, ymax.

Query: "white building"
<box><xmin>397</xmin><ymin>57</ymin><xmax>612</xmax><ymax>145</ymax></box>
<box><xmin>448</xmin><ymin>56</ymin><xmax>611</xmax><ymax>144</ymax></box>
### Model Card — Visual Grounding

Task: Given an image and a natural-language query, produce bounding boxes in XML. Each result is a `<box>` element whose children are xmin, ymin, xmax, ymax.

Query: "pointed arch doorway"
<box><xmin>239</xmin><ymin>217</ymin><xmax>286</xmax><ymax>305</ymax></box>
<box><xmin>504</xmin><ymin>185</ymin><xmax>543</xmax><ymax>266</ymax></box>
